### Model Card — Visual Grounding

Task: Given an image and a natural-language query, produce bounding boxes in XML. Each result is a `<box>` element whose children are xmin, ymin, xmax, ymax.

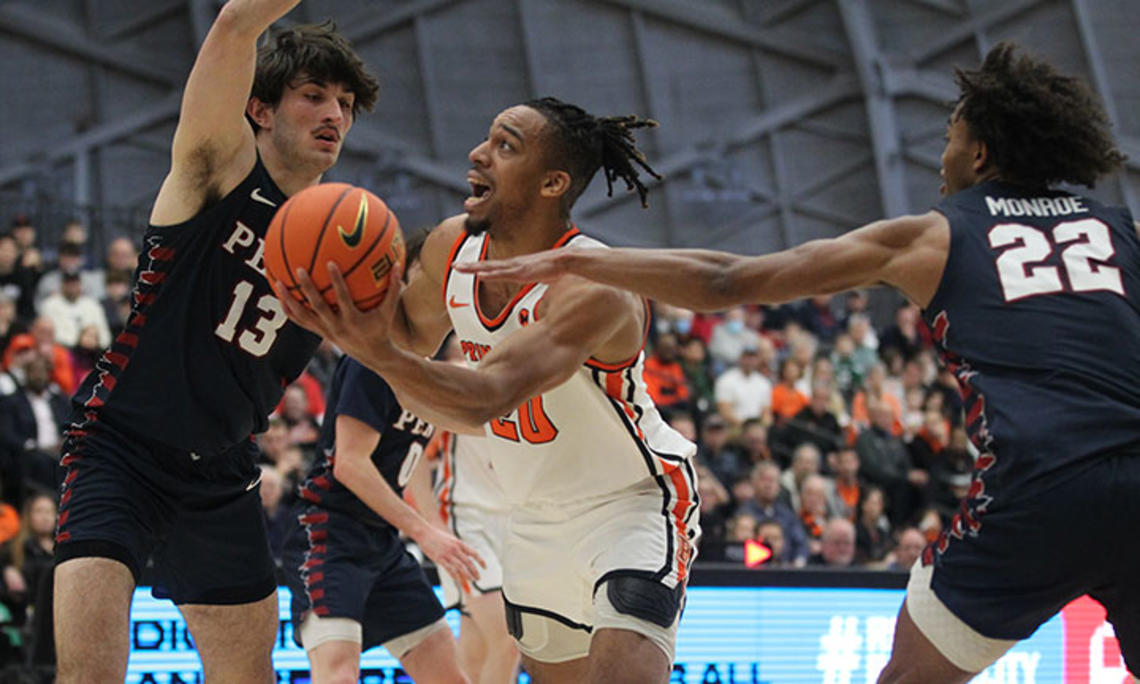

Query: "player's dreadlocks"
<box><xmin>954</xmin><ymin>41</ymin><xmax>1125</xmax><ymax>189</ymax></box>
<box><xmin>524</xmin><ymin>97</ymin><xmax>662</xmax><ymax>215</ymax></box>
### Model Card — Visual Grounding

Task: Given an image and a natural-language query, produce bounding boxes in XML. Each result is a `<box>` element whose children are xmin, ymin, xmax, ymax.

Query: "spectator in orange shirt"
<box><xmin>850</xmin><ymin>363</ymin><xmax>903</xmax><ymax>436</ymax></box>
<box><xmin>770</xmin><ymin>357</ymin><xmax>808</xmax><ymax>424</ymax></box>
<box><xmin>828</xmin><ymin>446</ymin><xmax>862</xmax><ymax>520</ymax></box>
<box><xmin>2</xmin><ymin>317</ymin><xmax>75</xmax><ymax>396</ymax></box>
<box><xmin>642</xmin><ymin>332</ymin><xmax>691</xmax><ymax>412</ymax></box>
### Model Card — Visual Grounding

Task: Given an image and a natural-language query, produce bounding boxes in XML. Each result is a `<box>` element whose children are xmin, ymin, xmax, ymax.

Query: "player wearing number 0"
<box><xmin>280</xmin><ymin>98</ymin><xmax>699</xmax><ymax>684</ymax></box>
<box><xmin>280</xmin><ymin>354</ymin><xmax>483</xmax><ymax>683</ymax></box>
<box><xmin>52</xmin><ymin>2</ymin><xmax>378</xmax><ymax>681</ymax></box>
<box><xmin>412</xmin><ymin>430</ymin><xmax>520</xmax><ymax>684</ymax></box>
<box><xmin>461</xmin><ymin>43</ymin><xmax>1140</xmax><ymax>682</ymax></box>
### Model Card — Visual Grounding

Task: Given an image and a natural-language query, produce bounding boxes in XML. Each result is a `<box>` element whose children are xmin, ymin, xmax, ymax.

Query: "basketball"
<box><xmin>264</xmin><ymin>182</ymin><xmax>404</xmax><ymax>311</ymax></box>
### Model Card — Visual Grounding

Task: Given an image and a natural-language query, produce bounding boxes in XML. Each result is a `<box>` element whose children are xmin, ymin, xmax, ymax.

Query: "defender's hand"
<box><xmin>454</xmin><ymin>248</ymin><xmax>570</xmax><ymax>283</ymax></box>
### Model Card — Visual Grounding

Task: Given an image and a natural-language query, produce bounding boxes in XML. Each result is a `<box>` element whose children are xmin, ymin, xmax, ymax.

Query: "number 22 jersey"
<box><xmin>443</xmin><ymin>227</ymin><xmax>696</xmax><ymax>506</ymax></box>
<box><xmin>925</xmin><ymin>180</ymin><xmax>1140</xmax><ymax>500</ymax></box>
<box><xmin>71</xmin><ymin>158</ymin><xmax>320</xmax><ymax>455</ymax></box>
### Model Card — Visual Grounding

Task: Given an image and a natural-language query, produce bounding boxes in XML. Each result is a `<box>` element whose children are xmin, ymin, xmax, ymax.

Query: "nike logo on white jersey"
<box><xmin>250</xmin><ymin>187</ymin><xmax>277</xmax><ymax>208</ymax></box>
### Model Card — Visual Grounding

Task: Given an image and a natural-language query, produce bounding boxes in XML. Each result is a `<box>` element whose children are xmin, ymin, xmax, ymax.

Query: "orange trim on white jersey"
<box><xmin>473</xmin><ymin>228</ymin><xmax>581</xmax><ymax>330</ymax></box>
<box><xmin>442</xmin><ymin>232</ymin><xmax>469</xmax><ymax>305</ymax></box>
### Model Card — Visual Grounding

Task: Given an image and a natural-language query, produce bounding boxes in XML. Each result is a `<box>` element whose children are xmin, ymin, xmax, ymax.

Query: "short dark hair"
<box><xmin>954</xmin><ymin>42</ymin><xmax>1125</xmax><ymax>188</ymax></box>
<box><xmin>249</xmin><ymin>20</ymin><xmax>380</xmax><ymax>132</ymax></box>
<box><xmin>523</xmin><ymin>97</ymin><xmax>662</xmax><ymax>216</ymax></box>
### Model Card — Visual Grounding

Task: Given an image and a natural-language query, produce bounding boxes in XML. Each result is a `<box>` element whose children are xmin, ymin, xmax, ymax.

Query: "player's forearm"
<box><xmin>558</xmin><ymin>248</ymin><xmax>747</xmax><ymax>312</ymax></box>
<box><xmin>333</xmin><ymin>454</ymin><xmax>431</xmax><ymax>540</ymax></box>
<box><xmin>357</xmin><ymin>342</ymin><xmax>509</xmax><ymax>430</ymax></box>
<box><xmin>404</xmin><ymin>452</ymin><xmax>446</xmax><ymax>530</ymax></box>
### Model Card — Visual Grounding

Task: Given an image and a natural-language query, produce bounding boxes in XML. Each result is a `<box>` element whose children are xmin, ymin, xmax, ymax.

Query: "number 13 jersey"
<box><xmin>70</xmin><ymin>158</ymin><xmax>320</xmax><ymax>455</ymax></box>
<box><xmin>443</xmin><ymin>228</ymin><xmax>695</xmax><ymax>506</ymax></box>
<box><xmin>925</xmin><ymin>180</ymin><xmax>1140</xmax><ymax>498</ymax></box>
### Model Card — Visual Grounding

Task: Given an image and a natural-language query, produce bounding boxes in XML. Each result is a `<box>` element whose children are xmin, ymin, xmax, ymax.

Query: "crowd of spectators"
<box><xmin>0</xmin><ymin>217</ymin><xmax>979</xmax><ymax>666</ymax></box>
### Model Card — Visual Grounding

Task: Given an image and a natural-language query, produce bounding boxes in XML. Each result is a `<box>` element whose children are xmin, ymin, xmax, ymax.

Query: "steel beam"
<box><xmin>911</xmin><ymin>0</ymin><xmax>1042</xmax><ymax>64</ymax></box>
<box><xmin>838</xmin><ymin>0</ymin><xmax>910</xmax><ymax>216</ymax></box>
<box><xmin>0</xmin><ymin>4</ymin><xmax>181</xmax><ymax>87</ymax></box>
<box><xmin>101</xmin><ymin>0</ymin><xmax>186</xmax><ymax>41</ymax></box>
<box><xmin>595</xmin><ymin>0</ymin><xmax>844</xmax><ymax>70</ymax></box>
<box><xmin>340</xmin><ymin>0</ymin><xmax>467</xmax><ymax>45</ymax></box>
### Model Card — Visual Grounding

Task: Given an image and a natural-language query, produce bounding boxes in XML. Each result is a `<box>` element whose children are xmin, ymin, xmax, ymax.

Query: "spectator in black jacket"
<box><xmin>0</xmin><ymin>353</ymin><xmax>69</xmax><ymax>503</ymax></box>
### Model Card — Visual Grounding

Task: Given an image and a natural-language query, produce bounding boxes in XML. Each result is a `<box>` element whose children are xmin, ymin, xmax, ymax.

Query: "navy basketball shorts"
<box><xmin>915</xmin><ymin>445</ymin><xmax>1140</xmax><ymax>673</ymax></box>
<box><xmin>55</xmin><ymin>419</ymin><xmax>275</xmax><ymax>605</ymax></box>
<box><xmin>281</xmin><ymin>505</ymin><xmax>446</xmax><ymax>652</ymax></box>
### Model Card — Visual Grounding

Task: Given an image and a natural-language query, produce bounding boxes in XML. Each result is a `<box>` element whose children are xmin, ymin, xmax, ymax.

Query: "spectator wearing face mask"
<box><xmin>708</xmin><ymin>306</ymin><xmax>763</xmax><ymax>371</ymax></box>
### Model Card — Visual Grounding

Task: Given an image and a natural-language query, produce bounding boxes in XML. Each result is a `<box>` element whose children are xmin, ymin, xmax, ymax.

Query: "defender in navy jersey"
<box><xmin>52</xmin><ymin>3</ymin><xmax>379</xmax><ymax>682</ymax></box>
<box><xmin>462</xmin><ymin>43</ymin><xmax>1140</xmax><ymax>681</ymax></box>
<box><xmin>281</xmin><ymin>356</ymin><xmax>482</xmax><ymax>683</ymax></box>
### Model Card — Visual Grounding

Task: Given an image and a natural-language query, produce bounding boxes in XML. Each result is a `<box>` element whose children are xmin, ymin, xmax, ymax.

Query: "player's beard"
<box><xmin>464</xmin><ymin>215</ymin><xmax>491</xmax><ymax>236</ymax></box>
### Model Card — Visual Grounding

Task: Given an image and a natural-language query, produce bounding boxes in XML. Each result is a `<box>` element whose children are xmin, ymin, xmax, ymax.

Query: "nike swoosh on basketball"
<box><xmin>449</xmin><ymin>295</ymin><xmax>469</xmax><ymax>308</ymax></box>
<box><xmin>338</xmin><ymin>194</ymin><xmax>368</xmax><ymax>247</ymax></box>
<box><xmin>250</xmin><ymin>187</ymin><xmax>277</xmax><ymax>207</ymax></box>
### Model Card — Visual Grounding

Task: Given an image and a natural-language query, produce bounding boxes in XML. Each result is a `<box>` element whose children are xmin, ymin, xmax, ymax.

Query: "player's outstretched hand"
<box><xmin>454</xmin><ymin>247</ymin><xmax>571</xmax><ymax>283</ymax></box>
<box><xmin>416</xmin><ymin>525</ymin><xmax>486</xmax><ymax>585</ymax></box>
<box><xmin>277</xmin><ymin>261</ymin><xmax>404</xmax><ymax>365</ymax></box>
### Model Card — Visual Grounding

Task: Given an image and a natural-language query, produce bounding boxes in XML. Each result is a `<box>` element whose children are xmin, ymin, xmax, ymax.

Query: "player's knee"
<box><xmin>601</xmin><ymin>576</ymin><xmax>683</xmax><ymax>628</ymax></box>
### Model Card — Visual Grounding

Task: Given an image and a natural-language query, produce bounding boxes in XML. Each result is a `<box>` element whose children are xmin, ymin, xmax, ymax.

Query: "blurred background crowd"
<box><xmin>0</xmin><ymin>216</ymin><xmax>973</xmax><ymax>664</ymax></box>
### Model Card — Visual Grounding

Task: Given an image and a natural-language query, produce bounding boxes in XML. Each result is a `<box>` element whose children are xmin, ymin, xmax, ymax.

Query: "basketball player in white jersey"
<box><xmin>280</xmin><ymin>97</ymin><xmax>699</xmax><ymax>683</ymax></box>
<box><xmin>408</xmin><ymin>429</ymin><xmax>520</xmax><ymax>683</ymax></box>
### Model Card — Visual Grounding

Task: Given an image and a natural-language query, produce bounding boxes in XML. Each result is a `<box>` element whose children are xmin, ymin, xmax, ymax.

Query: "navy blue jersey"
<box><xmin>70</xmin><ymin>159</ymin><xmax>320</xmax><ymax>455</ymax></box>
<box><xmin>925</xmin><ymin>180</ymin><xmax>1140</xmax><ymax>500</ymax></box>
<box><xmin>299</xmin><ymin>356</ymin><xmax>434</xmax><ymax>529</ymax></box>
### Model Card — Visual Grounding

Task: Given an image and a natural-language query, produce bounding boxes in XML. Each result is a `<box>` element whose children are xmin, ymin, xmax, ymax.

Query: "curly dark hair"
<box><xmin>954</xmin><ymin>41</ymin><xmax>1125</xmax><ymax>189</ymax></box>
<box><xmin>523</xmin><ymin>97</ymin><xmax>662</xmax><ymax>215</ymax></box>
<box><xmin>249</xmin><ymin>20</ymin><xmax>379</xmax><ymax>131</ymax></box>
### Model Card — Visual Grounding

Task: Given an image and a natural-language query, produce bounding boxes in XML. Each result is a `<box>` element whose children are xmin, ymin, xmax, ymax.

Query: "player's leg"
<box><xmin>519</xmin><ymin>653</ymin><xmax>589</xmax><ymax>684</ymax></box>
<box><xmin>588</xmin><ymin>629</ymin><xmax>670</xmax><ymax>684</ymax></box>
<box><xmin>179</xmin><ymin>593</ymin><xmax>278</xmax><ymax>683</ymax></box>
<box><xmin>54</xmin><ymin>557</ymin><xmax>136</xmax><ymax>683</ymax></box>
<box><xmin>465</xmin><ymin>590</ymin><xmax>521</xmax><ymax>684</ymax></box>
<box><xmin>161</xmin><ymin>445</ymin><xmax>279</xmax><ymax>681</ymax></box>
<box><xmin>586</xmin><ymin>577</ymin><xmax>682</xmax><ymax>684</ymax></box>
<box><xmin>391</xmin><ymin>618</ymin><xmax>469</xmax><ymax>683</ymax></box>
<box><xmin>457</xmin><ymin>611</ymin><xmax>489</xmax><ymax>680</ymax></box>
<box><xmin>297</xmin><ymin>614</ymin><xmax>365</xmax><ymax>684</ymax></box>
<box><xmin>53</xmin><ymin>426</ymin><xmax>166</xmax><ymax>683</ymax></box>
<box><xmin>876</xmin><ymin>597</ymin><xmax>974</xmax><ymax>684</ymax></box>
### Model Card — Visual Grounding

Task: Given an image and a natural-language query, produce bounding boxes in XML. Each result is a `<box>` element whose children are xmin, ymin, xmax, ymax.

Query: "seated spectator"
<box><xmin>916</xmin><ymin>506</ymin><xmax>945</xmax><ymax>545</ymax></box>
<box><xmin>2</xmin><ymin>317</ymin><xmax>75</xmax><ymax>396</ymax></box>
<box><xmin>780</xmin><ymin>442</ymin><xmax>822</xmax><ymax>512</ymax></box>
<box><xmin>854</xmin><ymin>485</ymin><xmax>892</xmax><ymax>566</ymax></box>
<box><xmin>714</xmin><ymin>345</ymin><xmax>772</xmax><ymax>428</ymax></box>
<box><xmin>742</xmin><ymin>462</ymin><xmax>807</xmax><ymax>566</ymax></box>
<box><xmin>889</xmin><ymin>526</ymin><xmax>926</xmax><ymax>572</ymax></box>
<box><xmin>770</xmin><ymin>357</ymin><xmax>809</xmax><ymax>425</ymax></box>
<box><xmin>808</xmin><ymin>517</ymin><xmax>857</xmax><ymax>568</ymax></box>
<box><xmin>39</xmin><ymin>268</ymin><xmax>111</xmax><ymax>348</ymax></box>
<box><xmin>8</xmin><ymin>492</ymin><xmax>56</xmax><ymax>619</ymax></box>
<box><xmin>35</xmin><ymin>240</ymin><xmax>103</xmax><ymax>304</ymax></box>
<box><xmin>846</xmin><ymin>313</ymin><xmax>879</xmax><ymax>375</ymax></box>
<box><xmin>794</xmin><ymin>295</ymin><xmax>842</xmax><ymax>345</ymax></box>
<box><xmin>878</xmin><ymin>303</ymin><xmax>924</xmax><ymax>362</ymax></box>
<box><xmin>726</xmin><ymin>512</ymin><xmax>759</xmax><ymax>544</ymax></box>
<box><xmin>0</xmin><ymin>232</ymin><xmax>39</xmax><ymax>322</ymax></box>
<box><xmin>695</xmin><ymin>464</ymin><xmax>731</xmax><ymax>552</ymax></box>
<box><xmin>827</xmin><ymin>447</ymin><xmax>862</xmax><ymax>520</ymax></box>
<box><xmin>707</xmin><ymin>306</ymin><xmax>763</xmax><ymax>371</ymax></box>
<box><xmin>736</xmin><ymin>418</ymin><xmax>773</xmax><ymax>470</ymax></box>
<box><xmin>798</xmin><ymin>474</ymin><xmax>833</xmax><ymax>558</ymax></box>
<box><xmin>642</xmin><ymin>332</ymin><xmax>691</xmax><ymax>412</ymax></box>
<box><xmin>0</xmin><ymin>353</ymin><xmax>69</xmax><ymax>500</ymax></box>
<box><xmin>774</xmin><ymin>380</ymin><xmax>843</xmax><ymax>460</ymax></box>
<box><xmin>830</xmin><ymin>333</ymin><xmax>863</xmax><ymax>400</ymax></box>
<box><xmin>756</xmin><ymin>519</ymin><xmax>789</xmax><ymax>567</ymax></box>
<box><xmin>851</xmin><ymin>363</ymin><xmax>903</xmax><ymax>435</ymax></box>
<box><xmin>665</xmin><ymin>411</ymin><xmax>696</xmax><ymax>443</ymax></box>
<box><xmin>856</xmin><ymin>397</ymin><xmax>926</xmax><ymax>525</ymax></box>
<box><xmin>0</xmin><ymin>480</ymin><xmax>18</xmax><ymax>545</ymax></box>
<box><xmin>102</xmin><ymin>235</ymin><xmax>139</xmax><ymax>283</ymax></box>
<box><xmin>69</xmin><ymin>323</ymin><xmax>103</xmax><ymax>386</ymax></box>
<box><xmin>257</xmin><ymin>417</ymin><xmax>290</xmax><ymax>466</ymax></box>
<box><xmin>678</xmin><ymin>335</ymin><xmax>715</xmax><ymax>416</ymax></box>
<box><xmin>698</xmin><ymin>413</ymin><xmax>746</xmax><ymax>487</ymax></box>
<box><xmin>278</xmin><ymin>383</ymin><xmax>320</xmax><ymax>446</ymax></box>
<box><xmin>0</xmin><ymin>294</ymin><xmax>24</xmax><ymax>364</ymax></box>
<box><xmin>100</xmin><ymin>270</ymin><xmax>133</xmax><ymax>339</ymax></box>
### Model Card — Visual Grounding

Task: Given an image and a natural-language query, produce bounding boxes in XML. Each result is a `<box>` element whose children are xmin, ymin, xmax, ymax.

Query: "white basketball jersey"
<box><xmin>443</xmin><ymin>228</ymin><xmax>696</xmax><ymax>505</ymax></box>
<box><xmin>434</xmin><ymin>431</ymin><xmax>510</xmax><ymax>512</ymax></box>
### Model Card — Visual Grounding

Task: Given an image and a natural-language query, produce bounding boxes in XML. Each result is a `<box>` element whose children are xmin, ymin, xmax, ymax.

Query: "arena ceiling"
<box><xmin>1</xmin><ymin>0</ymin><xmax>1138</xmax><ymax>257</ymax></box>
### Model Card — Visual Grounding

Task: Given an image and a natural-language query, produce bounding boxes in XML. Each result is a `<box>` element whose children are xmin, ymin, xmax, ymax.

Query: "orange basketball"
<box><xmin>264</xmin><ymin>182</ymin><xmax>404</xmax><ymax>311</ymax></box>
